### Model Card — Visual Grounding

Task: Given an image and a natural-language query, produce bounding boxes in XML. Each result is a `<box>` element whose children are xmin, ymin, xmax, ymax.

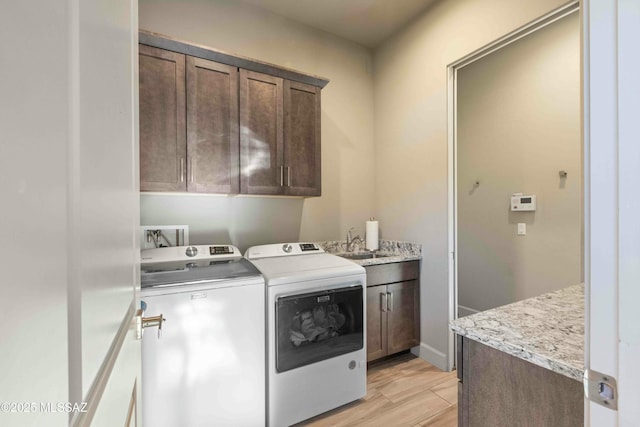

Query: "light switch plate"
<box><xmin>517</xmin><ymin>223</ymin><xmax>526</xmax><ymax>235</ymax></box>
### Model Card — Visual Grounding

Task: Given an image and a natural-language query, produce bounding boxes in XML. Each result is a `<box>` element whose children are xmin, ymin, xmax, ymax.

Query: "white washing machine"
<box><xmin>245</xmin><ymin>243</ymin><xmax>367</xmax><ymax>427</ymax></box>
<box><xmin>141</xmin><ymin>245</ymin><xmax>265</xmax><ymax>427</ymax></box>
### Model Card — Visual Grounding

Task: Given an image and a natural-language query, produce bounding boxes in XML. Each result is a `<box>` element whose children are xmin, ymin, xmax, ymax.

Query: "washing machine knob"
<box><xmin>282</xmin><ymin>243</ymin><xmax>293</xmax><ymax>253</ymax></box>
<box><xmin>185</xmin><ymin>246</ymin><xmax>198</xmax><ymax>257</ymax></box>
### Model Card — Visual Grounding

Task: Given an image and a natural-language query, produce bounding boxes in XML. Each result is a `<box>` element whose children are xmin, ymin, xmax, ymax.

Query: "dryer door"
<box><xmin>275</xmin><ymin>285</ymin><xmax>363</xmax><ymax>372</ymax></box>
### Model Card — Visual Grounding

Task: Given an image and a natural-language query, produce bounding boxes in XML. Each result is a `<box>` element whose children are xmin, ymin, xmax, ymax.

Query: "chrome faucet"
<box><xmin>346</xmin><ymin>227</ymin><xmax>363</xmax><ymax>252</ymax></box>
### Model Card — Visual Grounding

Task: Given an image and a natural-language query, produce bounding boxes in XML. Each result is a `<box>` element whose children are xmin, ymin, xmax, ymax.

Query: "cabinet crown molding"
<box><xmin>139</xmin><ymin>30</ymin><xmax>330</xmax><ymax>89</ymax></box>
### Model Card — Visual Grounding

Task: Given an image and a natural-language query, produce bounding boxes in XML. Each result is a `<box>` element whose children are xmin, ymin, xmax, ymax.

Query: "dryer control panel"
<box><xmin>245</xmin><ymin>243</ymin><xmax>324</xmax><ymax>259</ymax></box>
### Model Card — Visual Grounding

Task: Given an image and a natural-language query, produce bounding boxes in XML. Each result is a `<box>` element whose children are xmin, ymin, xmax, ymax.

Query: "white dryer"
<box><xmin>245</xmin><ymin>243</ymin><xmax>367</xmax><ymax>427</ymax></box>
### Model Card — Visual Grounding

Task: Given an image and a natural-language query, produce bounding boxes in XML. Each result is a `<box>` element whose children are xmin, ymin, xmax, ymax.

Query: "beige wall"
<box><xmin>373</xmin><ymin>0</ymin><xmax>569</xmax><ymax>368</ymax></box>
<box><xmin>139</xmin><ymin>0</ymin><xmax>376</xmax><ymax>246</ymax></box>
<box><xmin>457</xmin><ymin>12</ymin><xmax>581</xmax><ymax>315</ymax></box>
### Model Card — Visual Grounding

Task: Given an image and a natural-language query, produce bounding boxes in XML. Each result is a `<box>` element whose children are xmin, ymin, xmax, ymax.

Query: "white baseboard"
<box><xmin>458</xmin><ymin>304</ymin><xmax>480</xmax><ymax>318</ymax></box>
<box><xmin>412</xmin><ymin>343</ymin><xmax>449</xmax><ymax>371</ymax></box>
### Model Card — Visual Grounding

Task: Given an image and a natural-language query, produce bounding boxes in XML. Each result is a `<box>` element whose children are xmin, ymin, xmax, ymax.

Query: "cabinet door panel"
<box><xmin>284</xmin><ymin>81</ymin><xmax>321</xmax><ymax>196</ymax></box>
<box><xmin>387</xmin><ymin>280</ymin><xmax>420</xmax><ymax>354</ymax></box>
<box><xmin>139</xmin><ymin>45</ymin><xmax>186</xmax><ymax>192</ymax></box>
<box><xmin>186</xmin><ymin>57</ymin><xmax>239</xmax><ymax>193</ymax></box>
<box><xmin>239</xmin><ymin>70</ymin><xmax>283</xmax><ymax>194</ymax></box>
<box><xmin>366</xmin><ymin>286</ymin><xmax>388</xmax><ymax>361</ymax></box>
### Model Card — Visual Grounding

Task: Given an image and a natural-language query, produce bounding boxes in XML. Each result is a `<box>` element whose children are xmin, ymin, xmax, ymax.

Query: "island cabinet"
<box><xmin>138</xmin><ymin>31</ymin><xmax>327</xmax><ymax>196</ymax></box>
<box><xmin>365</xmin><ymin>261</ymin><xmax>420</xmax><ymax>362</ymax></box>
<box><xmin>457</xmin><ymin>336</ymin><xmax>583</xmax><ymax>427</ymax></box>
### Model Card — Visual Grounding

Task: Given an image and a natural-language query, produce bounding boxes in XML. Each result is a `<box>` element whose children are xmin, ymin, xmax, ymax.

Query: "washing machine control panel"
<box><xmin>299</xmin><ymin>243</ymin><xmax>320</xmax><ymax>252</ymax></box>
<box><xmin>141</xmin><ymin>245</ymin><xmax>242</xmax><ymax>264</ymax></box>
<box><xmin>210</xmin><ymin>245</ymin><xmax>234</xmax><ymax>255</ymax></box>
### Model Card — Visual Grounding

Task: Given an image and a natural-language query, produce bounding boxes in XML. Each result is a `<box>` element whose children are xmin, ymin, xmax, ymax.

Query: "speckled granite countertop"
<box><xmin>318</xmin><ymin>239</ymin><xmax>422</xmax><ymax>266</ymax></box>
<box><xmin>450</xmin><ymin>284</ymin><xmax>584</xmax><ymax>381</ymax></box>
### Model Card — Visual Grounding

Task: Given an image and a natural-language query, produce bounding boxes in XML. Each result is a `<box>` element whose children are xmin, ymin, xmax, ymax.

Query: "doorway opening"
<box><xmin>446</xmin><ymin>1</ymin><xmax>581</xmax><ymax>370</ymax></box>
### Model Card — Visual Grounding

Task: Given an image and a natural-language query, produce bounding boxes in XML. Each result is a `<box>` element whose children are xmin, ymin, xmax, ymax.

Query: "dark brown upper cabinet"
<box><xmin>239</xmin><ymin>73</ymin><xmax>322</xmax><ymax>196</ymax></box>
<box><xmin>186</xmin><ymin>57</ymin><xmax>239</xmax><ymax>193</ymax></box>
<box><xmin>139</xmin><ymin>45</ymin><xmax>186</xmax><ymax>192</ymax></box>
<box><xmin>139</xmin><ymin>30</ymin><xmax>328</xmax><ymax>196</ymax></box>
<box><xmin>239</xmin><ymin>70</ymin><xmax>284</xmax><ymax>195</ymax></box>
<box><xmin>284</xmin><ymin>81</ymin><xmax>321</xmax><ymax>196</ymax></box>
<box><xmin>139</xmin><ymin>47</ymin><xmax>239</xmax><ymax>194</ymax></box>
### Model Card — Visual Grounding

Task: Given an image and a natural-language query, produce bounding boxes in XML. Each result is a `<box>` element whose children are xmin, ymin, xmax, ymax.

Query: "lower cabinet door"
<box><xmin>366</xmin><ymin>285</ymin><xmax>388</xmax><ymax>361</ymax></box>
<box><xmin>386</xmin><ymin>280</ymin><xmax>420</xmax><ymax>355</ymax></box>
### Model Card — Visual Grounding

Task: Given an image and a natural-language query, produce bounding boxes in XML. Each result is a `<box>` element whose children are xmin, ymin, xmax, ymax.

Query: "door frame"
<box><xmin>446</xmin><ymin>1</ymin><xmax>580</xmax><ymax>371</ymax></box>
<box><xmin>583</xmin><ymin>0</ymin><xmax>640</xmax><ymax>424</ymax></box>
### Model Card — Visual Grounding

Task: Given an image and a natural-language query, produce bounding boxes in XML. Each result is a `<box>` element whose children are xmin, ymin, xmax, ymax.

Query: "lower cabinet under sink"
<box><xmin>364</xmin><ymin>260</ymin><xmax>420</xmax><ymax>362</ymax></box>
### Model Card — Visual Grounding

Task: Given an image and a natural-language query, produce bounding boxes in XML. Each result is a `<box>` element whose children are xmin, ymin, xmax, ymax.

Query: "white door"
<box><xmin>583</xmin><ymin>0</ymin><xmax>640</xmax><ymax>425</ymax></box>
<box><xmin>71</xmin><ymin>0</ymin><xmax>142</xmax><ymax>425</ymax></box>
<box><xmin>0</xmin><ymin>1</ymin><xmax>140</xmax><ymax>426</ymax></box>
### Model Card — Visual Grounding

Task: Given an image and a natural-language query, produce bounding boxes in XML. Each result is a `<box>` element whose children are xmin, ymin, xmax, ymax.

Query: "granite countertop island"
<box><xmin>318</xmin><ymin>239</ymin><xmax>422</xmax><ymax>266</ymax></box>
<box><xmin>450</xmin><ymin>284</ymin><xmax>584</xmax><ymax>381</ymax></box>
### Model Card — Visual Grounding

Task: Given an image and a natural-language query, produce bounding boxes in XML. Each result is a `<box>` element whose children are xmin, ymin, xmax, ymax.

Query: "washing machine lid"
<box><xmin>141</xmin><ymin>245</ymin><xmax>262</xmax><ymax>288</ymax></box>
<box><xmin>141</xmin><ymin>257</ymin><xmax>262</xmax><ymax>288</ymax></box>
<box><xmin>246</xmin><ymin>247</ymin><xmax>365</xmax><ymax>285</ymax></box>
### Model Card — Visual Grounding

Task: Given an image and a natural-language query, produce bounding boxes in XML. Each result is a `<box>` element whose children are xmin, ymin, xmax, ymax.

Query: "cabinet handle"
<box><xmin>380</xmin><ymin>292</ymin><xmax>388</xmax><ymax>312</ymax></box>
<box><xmin>190</xmin><ymin>157</ymin><xmax>194</xmax><ymax>184</ymax></box>
<box><xmin>387</xmin><ymin>292</ymin><xmax>393</xmax><ymax>311</ymax></box>
<box><xmin>286</xmin><ymin>166</ymin><xmax>291</xmax><ymax>187</ymax></box>
<box><xmin>279</xmin><ymin>165</ymin><xmax>284</xmax><ymax>186</ymax></box>
<box><xmin>180</xmin><ymin>158</ymin><xmax>185</xmax><ymax>183</ymax></box>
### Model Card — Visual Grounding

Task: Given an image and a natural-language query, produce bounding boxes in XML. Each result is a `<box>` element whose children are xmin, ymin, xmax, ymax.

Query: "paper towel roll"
<box><xmin>366</xmin><ymin>220</ymin><xmax>379</xmax><ymax>251</ymax></box>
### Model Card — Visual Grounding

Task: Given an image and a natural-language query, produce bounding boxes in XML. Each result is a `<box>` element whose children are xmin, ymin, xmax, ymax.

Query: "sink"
<box><xmin>338</xmin><ymin>252</ymin><xmax>392</xmax><ymax>260</ymax></box>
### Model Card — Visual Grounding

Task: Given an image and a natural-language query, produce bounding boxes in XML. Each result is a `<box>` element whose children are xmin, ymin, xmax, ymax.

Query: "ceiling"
<box><xmin>236</xmin><ymin>0</ymin><xmax>439</xmax><ymax>48</ymax></box>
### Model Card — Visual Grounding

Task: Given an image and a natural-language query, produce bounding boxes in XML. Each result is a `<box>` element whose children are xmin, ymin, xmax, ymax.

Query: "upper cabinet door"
<box><xmin>239</xmin><ymin>70</ymin><xmax>284</xmax><ymax>195</ymax></box>
<box><xmin>139</xmin><ymin>45</ymin><xmax>186</xmax><ymax>192</ymax></box>
<box><xmin>284</xmin><ymin>81</ymin><xmax>321</xmax><ymax>196</ymax></box>
<box><xmin>186</xmin><ymin>57</ymin><xmax>239</xmax><ymax>193</ymax></box>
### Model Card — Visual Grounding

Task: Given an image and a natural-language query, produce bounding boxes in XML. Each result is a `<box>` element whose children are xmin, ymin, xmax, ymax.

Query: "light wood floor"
<box><xmin>296</xmin><ymin>353</ymin><xmax>458</xmax><ymax>427</ymax></box>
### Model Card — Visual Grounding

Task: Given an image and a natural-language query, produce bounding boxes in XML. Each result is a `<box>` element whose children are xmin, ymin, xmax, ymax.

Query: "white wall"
<box><xmin>457</xmin><ymin>12</ymin><xmax>581</xmax><ymax>314</ymax></box>
<box><xmin>0</xmin><ymin>4</ymin><xmax>70</xmax><ymax>425</ymax></box>
<box><xmin>1</xmin><ymin>0</ymin><xmax>139</xmax><ymax>425</ymax></box>
<box><xmin>373</xmin><ymin>0</ymin><xmax>569</xmax><ymax>369</ymax></box>
<box><xmin>139</xmin><ymin>0</ymin><xmax>376</xmax><ymax>246</ymax></box>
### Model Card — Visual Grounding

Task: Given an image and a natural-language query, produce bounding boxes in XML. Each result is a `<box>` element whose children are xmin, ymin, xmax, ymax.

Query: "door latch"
<box><xmin>136</xmin><ymin>308</ymin><xmax>166</xmax><ymax>340</ymax></box>
<box><xmin>583</xmin><ymin>368</ymin><xmax>618</xmax><ymax>410</ymax></box>
<box><xmin>142</xmin><ymin>314</ymin><xmax>166</xmax><ymax>339</ymax></box>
